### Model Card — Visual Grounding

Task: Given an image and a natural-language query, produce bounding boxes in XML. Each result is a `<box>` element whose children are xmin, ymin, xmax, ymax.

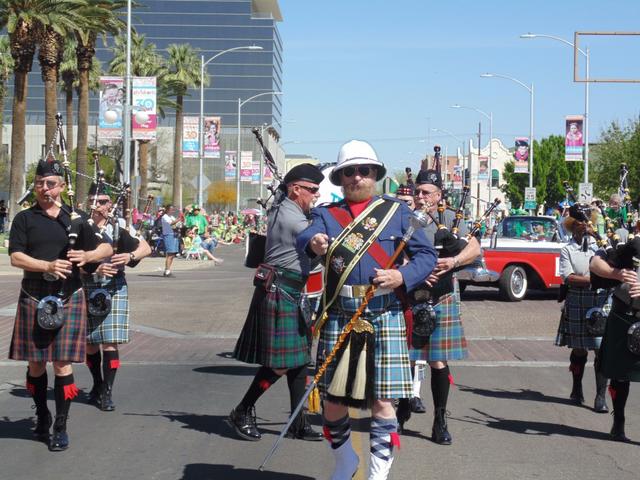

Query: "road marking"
<box><xmin>0</xmin><ymin>303</ymin><xmax>17</xmax><ymax>316</ymax></box>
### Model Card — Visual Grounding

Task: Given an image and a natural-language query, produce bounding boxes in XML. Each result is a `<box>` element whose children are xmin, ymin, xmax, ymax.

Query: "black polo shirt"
<box><xmin>9</xmin><ymin>203</ymin><xmax>101</xmax><ymax>261</ymax></box>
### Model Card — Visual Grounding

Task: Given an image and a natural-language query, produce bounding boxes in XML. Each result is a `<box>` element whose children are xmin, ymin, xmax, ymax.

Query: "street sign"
<box><xmin>191</xmin><ymin>175</ymin><xmax>211</xmax><ymax>191</ymax></box>
<box><xmin>578</xmin><ymin>182</ymin><xmax>593</xmax><ymax>203</ymax></box>
<box><xmin>524</xmin><ymin>187</ymin><xmax>537</xmax><ymax>210</ymax></box>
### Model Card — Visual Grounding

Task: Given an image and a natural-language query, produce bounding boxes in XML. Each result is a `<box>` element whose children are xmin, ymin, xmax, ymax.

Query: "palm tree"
<box><xmin>0</xmin><ymin>36</ymin><xmax>15</xmax><ymax>168</ymax></box>
<box><xmin>74</xmin><ymin>0</ymin><xmax>125</xmax><ymax>202</ymax></box>
<box><xmin>110</xmin><ymin>32</ymin><xmax>174</xmax><ymax>206</ymax></box>
<box><xmin>164</xmin><ymin>43</ymin><xmax>202</xmax><ymax>209</ymax></box>
<box><xmin>59</xmin><ymin>37</ymin><xmax>79</xmax><ymax>148</ymax></box>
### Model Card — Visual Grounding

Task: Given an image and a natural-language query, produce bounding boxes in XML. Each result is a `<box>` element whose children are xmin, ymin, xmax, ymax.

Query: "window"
<box><xmin>491</xmin><ymin>169</ymin><xmax>499</xmax><ymax>188</ymax></box>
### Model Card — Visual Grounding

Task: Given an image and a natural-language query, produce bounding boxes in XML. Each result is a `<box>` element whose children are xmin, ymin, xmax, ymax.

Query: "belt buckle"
<box><xmin>352</xmin><ymin>285</ymin><xmax>369</xmax><ymax>298</ymax></box>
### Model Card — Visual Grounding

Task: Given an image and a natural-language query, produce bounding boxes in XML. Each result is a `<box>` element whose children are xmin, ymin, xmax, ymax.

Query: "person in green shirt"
<box><xmin>185</xmin><ymin>206</ymin><xmax>208</xmax><ymax>237</ymax></box>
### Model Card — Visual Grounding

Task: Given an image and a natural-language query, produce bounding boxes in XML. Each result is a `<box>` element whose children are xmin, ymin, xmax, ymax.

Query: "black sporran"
<box><xmin>412</xmin><ymin>302</ymin><xmax>437</xmax><ymax>349</ymax></box>
<box><xmin>36</xmin><ymin>295</ymin><xmax>65</xmax><ymax>330</ymax></box>
<box><xmin>87</xmin><ymin>288</ymin><xmax>112</xmax><ymax>317</ymax></box>
<box><xmin>585</xmin><ymin>307</ymin><xmax>607</xmax><ymax>336</ymax></box>
<box><xmin>627</xmin><ymin>322</ymin><xmax>640</xmax><ymax>355</ymax></box>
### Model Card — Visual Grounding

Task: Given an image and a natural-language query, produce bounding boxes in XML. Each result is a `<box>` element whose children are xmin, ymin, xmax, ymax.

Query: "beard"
<box><xmin>343</xmin><ymin>180</ymin><xmax>376</xmax><ymax>202</ymax></box>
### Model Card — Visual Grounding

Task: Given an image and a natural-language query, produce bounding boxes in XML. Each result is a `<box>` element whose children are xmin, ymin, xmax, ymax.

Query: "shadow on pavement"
<box><xmin>193</xmin><ymin>365</ymin><xmax>259</xmax><ymax>376</ymax></box>
<box><xmin>461</xmin><ymin>289</ymin><xmax>558</xmax><ymax>302</ymax></box>
<box><xmin>456</xmin><ymin>384</ymin><xmax>577</xmax><ymax>406</ymax></box>
<box><xmin>155</xmin><ymin>410</ymin><xmax>283</xmax><ymax>438</ymax></box>
<box><xmin>180</xmin><ymin>464</ymin><xmax>315</xmax><ymax>480</ymax></box>
<box><xmin>462</xmin><ymin>408</ymin><xmax>640</xmax><ymax>445</ymax></box>
<box><xmin>0</xmin><ymin>416</ymin><xmax>39</xmax><ymax>441</ymax></box>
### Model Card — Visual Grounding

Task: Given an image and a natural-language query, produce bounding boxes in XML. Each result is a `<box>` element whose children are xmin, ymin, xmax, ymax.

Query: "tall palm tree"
<box><xmin>110</xmin><ymin>32</ymin><xmax>174</xmax><ymax>205</ymax></box>
<box><xmin>74</xmin><ymin>0</ymin><xmax>125</xmax><ymax>202</ymax></box>
<box><xmin>0</xmin><ymin>36</ymin><xmax>15</xmax><ymax>168</ymax></box>
<box><xmin>164</xmin><ymin>44</ymin><xmax>201</xmax><ymax>209</ymax></box>
<box><xmin>59</xmin><ymin>37</ymin><xmax>79</xmax><ymax>148</ymax></box>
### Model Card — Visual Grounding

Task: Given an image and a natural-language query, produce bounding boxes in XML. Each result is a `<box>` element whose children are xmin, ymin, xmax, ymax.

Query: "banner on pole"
<box><xmin>182</xmin><ymin>116</ymin><xmax>199</xmax><ymax>158</ymax></box>
<box><xmin>240</xmin><ymin>151</ymin><xmax>253</xmax><ymax>182</ymax></box>
<box><xmin>263</xmin><ymin>165</ymin><xmax>273</xmax><ymax>184</ymax></box>
<box><xmin>478</xmin><ymin>156</ymin><xmax>489</xmax><ymax>180</ymax></box>
<box><xmin>98</xmin><ymin>77</ymin><xmax>124</xmax><ymax>140</ymax></box>
<box><xmin>225</xmin><ymin>151</ymin><xmax>237</xmax><ymax>181</ymax></box>
<box><xmin>203</xmin><ymin>116</ymin><xmax>221</xmax><ymax>158</ymax></box>
<box><xmin>524</xmin><ymin>187</ymin><xmax>537</xmax><ymax>210</ymax></box>
<box><xmin>131</xmin><ymin>77</ymin><xmax>157</xmax><ymax>140</ymax></box>
<box><xmin>565</xmin><ymin>115</ymin><xmax>584</xmax><ymax>162</ymax></box>
<box><xmin>452</xmin><ymin>165</ymin><xmax>463</xmax><ymax>190</ymax></box>
<box><xmin>514</xmin><ymin>137</ymin><xmax>529</xmax><ymax>174</ymax></box>
<box><xmin>251</xmin><ymin>161</ymin><xmax>260</xmax><ymax>184</ymax></box>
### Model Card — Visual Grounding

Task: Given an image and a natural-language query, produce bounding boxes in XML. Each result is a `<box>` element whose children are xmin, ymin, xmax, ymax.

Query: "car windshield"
<box><xmin>499</xmin><ymin>216</ymin><xmax>558</xmax><ymax>241</ymax></box>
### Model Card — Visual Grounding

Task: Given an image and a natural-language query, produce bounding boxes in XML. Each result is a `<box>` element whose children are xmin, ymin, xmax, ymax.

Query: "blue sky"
<box><xmin>278</xmin><ymin>0</ymin><xmax>640</xmax><ymax>175</ymax></box>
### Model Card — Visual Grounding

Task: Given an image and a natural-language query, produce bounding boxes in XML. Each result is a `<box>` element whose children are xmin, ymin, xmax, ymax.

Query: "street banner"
<box><xmin>182</xmin><ymin>116</ymin><xmax>199</xmax><ymax>158</ymax></box>
<box><xmin>98</xmin><ymin>76</ymin><xmax>124</xmax><ymax>140</ymax></box>
<box><xmin>263</xmin><ymin>165</ymin><xmax>273</xmax><ymax>184</ymax></box>
<box><xmin>565</xmin><ymin>115</ymin><xmax>584</xmax><ymax>161</ymax></box>
<box><xmin>514</xmin><ymin>137</ymin><xmax>529</xmax><ymax>174</ymax></box>
<box><xmin>131</xmin><ymin>77</ymin><xmax>157</xmax><ymax>140</ymax></box>
<box><xmin>203</xmin><ymin>116</ymin><xmax>221</xmax><ymax>158</ymax></box>
<box><xmin>524</xmin><ymin>187</ymin><xmax>537</xmax><ymax>210</ymax></box>
<box><xmin>251</xmin><ymin>161</ymin><xmax>260</xmax><ymax>184</ymax></box>
<box><xmin>452</xmin><ymin>165</ymin><xmax>463</xmax><ymax>190</ymax></box>
<box><xmin>478</xmin><ymin>156</ymin><xmax>489</xmax><ymax>181</ymax></box>
<box><xmin>225</xmin><ymin>151</ymin><xmax>236</xmax><ymax>181</ymax></box>
<box><xmin>240</xmin><ymin>151</ymin><xmax>253</xmax><ymax>182</ymax></box>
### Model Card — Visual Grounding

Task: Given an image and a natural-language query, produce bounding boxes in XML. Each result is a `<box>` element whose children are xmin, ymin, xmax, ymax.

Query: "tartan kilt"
<box><xmin>317</xmin><ymin>293</ymin><xmax>412</xmax><ymax>400</ymax></box>
<box><xmin>409</xmin><ymin>284</ymin><xmax>468</xmax><ymax>362</ymax></box>
<box><xmin>83</xmin><ymin>274</ymin><xmax>130</xmax><ymax>345</ymax></box>
<box><xmin>555</xmin><ymin>287</ymin><xmax>608</xmax><ymax>350</ymax></box>
<box><xmin>233</xmin><ymin>270</ymin><xmax>311</xmax><ymax>369</ymax></box>
<box><xmin>9</xmin><ymin>279</ymin><xmax>87</xmax><ymax>363</ymax></box>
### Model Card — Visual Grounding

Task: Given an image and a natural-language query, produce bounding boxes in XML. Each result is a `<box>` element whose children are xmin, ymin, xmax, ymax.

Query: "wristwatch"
<box><xmin>129</xmin><ymin>252</ymin><xmax>136</xmax><ymax>261</ymax></box>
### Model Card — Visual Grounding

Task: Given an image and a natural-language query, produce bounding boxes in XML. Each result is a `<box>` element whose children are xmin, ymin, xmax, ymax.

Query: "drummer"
<box><xmin>229</xmin><ymin>163</ymin><xmax>325</xmax><ymax>442</ymax></box>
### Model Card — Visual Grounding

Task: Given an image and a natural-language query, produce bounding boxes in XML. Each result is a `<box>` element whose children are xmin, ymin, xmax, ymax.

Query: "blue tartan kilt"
<box><xmin>555</xmin><ymin>287</ymin><xmax>608</xmax><ymax>350</ymax></box>
<box><xmin>409</xmin><ymin>284</ymin><xmax>468</xmax><ymax>362</ymax></box>
<box><xmin>317</xmin><ymin>293</ymin><xmax>412</xmax><ymax>401</ymax></box>
<box><xmin>9</xmin><ymin>279</ymin><xmax>87</xmax><ymax>363</ymax></box>
<box><xmin>84</xmin><ymin>274</ymin><xmax>130</xmax><ymax>345</ymax></box>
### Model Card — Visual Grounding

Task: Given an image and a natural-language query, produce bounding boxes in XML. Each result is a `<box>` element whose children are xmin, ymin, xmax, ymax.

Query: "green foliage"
<box><xmin>501</xmin><ymin>135</ymin><xmax>583</xmax><ymax>209</ymax></box>
<box><xmin>591</xmin><ymin>117</ymin><xmax>640</xmax><ymax>202</ymax></box>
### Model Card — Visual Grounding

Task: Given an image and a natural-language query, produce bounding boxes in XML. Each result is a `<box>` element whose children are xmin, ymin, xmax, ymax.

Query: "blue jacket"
<box><xmin>296</xmin><ymin>195</ymin><xmax>437</xmax><ymax>292</ymax></box>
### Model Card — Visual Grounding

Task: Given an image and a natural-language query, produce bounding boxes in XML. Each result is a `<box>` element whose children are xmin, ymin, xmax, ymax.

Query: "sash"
<box><xmin>314</xmin><ymin>198</ymin><xmax>399</xmax><ymax>331</ymax></box>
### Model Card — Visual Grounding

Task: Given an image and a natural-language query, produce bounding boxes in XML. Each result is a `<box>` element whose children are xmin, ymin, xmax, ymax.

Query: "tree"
<box><xmin>0</xmin><ymin>36</ymin><xmax>15</xmax><ymax>172</ymax></box>
<box><xmin>591</xmin><ymin>117</ymin><xmax>640</xmax><ymax>202</ymax></box>
<box><xmin>74</xmin><ymin>0</ymin><xmax>126</xmax><ymax>203</ymax></box>
<box><xmin>501</xmin><ymin>135</ymin><xmax>583</xmax><ymax>211</ymax></box>
<box><xmin>164</xmin><ymin>43</ymin><xmax>202</xmax><ymax>210</ymax></box>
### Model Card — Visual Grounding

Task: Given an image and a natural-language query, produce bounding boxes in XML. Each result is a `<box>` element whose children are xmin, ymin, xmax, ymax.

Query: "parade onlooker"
<box><xmin>161</xmin><ymin>205</ymin><xmax>180</xmax><ymax>277</ymax></box>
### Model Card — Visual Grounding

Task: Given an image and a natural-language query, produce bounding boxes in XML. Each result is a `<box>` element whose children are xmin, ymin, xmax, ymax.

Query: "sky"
<box><xmin>277</xmin><ymin>0</ymin><xmax>640</xmax><ymax>176</ymax></box>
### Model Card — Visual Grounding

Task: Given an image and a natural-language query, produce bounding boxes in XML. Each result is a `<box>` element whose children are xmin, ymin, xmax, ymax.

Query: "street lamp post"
<box><xmin>236</xmin><ymin>91</ymin><xmax>283</xmax><ymax>212</ymax></box>
<box><xmin>198</xmin><ymin>45</ymin><xmax>263</xmax><ymax>207</ymax></box>
<box><xmin>451</xmin><ymin>105</ymin><xmax>493</xmax><ymax>203</ymax></box>
<box><xmin>481</xmin><ymin>73</ymin><xmax>534</xmax><ymax>191</ymax></box>
<box><xmin>123</xmin><ymin>0</ymin><xmax>132</xmax><ymax>185</ymax></box>
<box><xmin>520</xmin><ymin>33</ymin><xmax>590</xmax><ymax>183</ymax></box>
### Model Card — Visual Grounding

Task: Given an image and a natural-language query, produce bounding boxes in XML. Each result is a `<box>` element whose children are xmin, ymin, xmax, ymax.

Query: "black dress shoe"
<box><xmin>410</xmin><ymin>397</ymin><xmax>427</xmax><ymax>413</ymax></box>
<box><xmin>432</xmin><ymin>408</ymin><xmax>452</xmax><ymax>445</ymax></box>
<box><xmin>286</xmin><ymin>416</ymin><xmax>323</xmax><ymax>441</ymax></box>
<box><xmin>49</xmin><ymin>415</ymin><xmax>69</xmax><ymax>452</ymax></box>
<box><xmin>99</xmin><ymin>385</ymin><xmax>115</xmax><ymax>412</ymax></box>
<box><xmin>87</xmin><ymin>385</ymin><xmax>101</xmax><ymax>406</ymax></box>
<box><xmin>228</xmin><ymin>406</ymin><xmax>261</xmax><ymax>441</ymax></box>
<box><xmin>570</xmin><ymin>384</ymin><xmax>584</xmax><ymax>405</ymax></box>
<box><xmin>33</xmin><ymin>409</ymin><xmax>52</xmax><ymax>441</ymax></box>
<box><xmin>396</xmin><ymin>398</ymin><xmax>411</xmax><ymax>433</ymax></box>
<box><xmin>610</xmin><ymin>417</ymin><xmax>630</xmax><ymax>443</ymax></box>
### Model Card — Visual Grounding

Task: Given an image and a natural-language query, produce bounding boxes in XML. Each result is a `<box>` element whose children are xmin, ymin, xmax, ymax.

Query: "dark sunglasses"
<box><xmin>294</xmin><ymin>184</ymin><xmax>320</xmax><ymax>194</ymax></box>
<box><xmin>90</xmin><ymin>198</ymin><xmax>111</xmax><ymax>205</ymax></box>
<box><xmin>342</xmin><ymin>166</ymin><xmax>376</xmax><ymax>178</ymax></box>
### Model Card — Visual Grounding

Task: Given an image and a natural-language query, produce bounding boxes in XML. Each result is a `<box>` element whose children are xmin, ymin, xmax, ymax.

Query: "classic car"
<box><xmin>457</xmin><ymin>215</ymin><xmax>569</xmax><ymax>301</ymax></box>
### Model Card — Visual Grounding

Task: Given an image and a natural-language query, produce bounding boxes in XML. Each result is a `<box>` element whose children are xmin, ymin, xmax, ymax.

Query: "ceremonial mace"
<box><xmin>259</xmin><ymin>209</ymin><xmax>431</xmax><ymax>471</ymax></box>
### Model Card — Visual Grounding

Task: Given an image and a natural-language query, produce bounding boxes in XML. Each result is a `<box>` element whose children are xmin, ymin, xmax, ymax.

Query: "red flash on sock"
<box><xmin>608</xmin><ymin>385</ymin><xmax>617</xmax><ymax>401</ymax></box>
<box><xmin>390</xmin><ymin>432</ymin><xmax>401</xmax><ymax>449</ymax></box>
<box><xmin>110</xmin><ymin>359</ymin><xmax>120</xmax><ymax>370</ymax></box>
<box><xmin>63</xmin><ymin>383</ymin><xmax>79</xmax><ymax>401</ymax></box>
<box><xmin>26</xmin><ymin>382</ymin><xmax>36</xmax><ymax>396</ymax></box>
<box><xmin>448</xmin><ymin>373</ymin><xmax>455</xmax><ymax>386</ymax></box>
<box><xmin>322</xmin><ymin>425</ymin><xmax>333</xmax><ymax>442</ymax></box>
<box><xmin>258</xmin><ymin>379</ymin><xmax>271</xmax><ymax>391</ymax></box>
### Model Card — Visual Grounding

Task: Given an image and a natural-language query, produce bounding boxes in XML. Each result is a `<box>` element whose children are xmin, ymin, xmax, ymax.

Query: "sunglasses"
<box><xmin>414</xmin><ymin>188</ymin><xmax>439</xmax><ymax>197</ymax></box>
<box><xmin>35</xmin><ymin>180</ymin><xmax>61</xmax><ymax>189</ymax></box>
<box><xmin>342</xmin><ymin>166</ymin><xmax>376</xmax><ymax>178</ymax></box>
<box><xmin>90</xmin><ymin>198</ymin><xmax>111</xmax><ymax>205</ymax></box>
<box><xmin>294</xmin><ymin>184</ymin><xmax>320</xmax><ymax>194</ymax></box>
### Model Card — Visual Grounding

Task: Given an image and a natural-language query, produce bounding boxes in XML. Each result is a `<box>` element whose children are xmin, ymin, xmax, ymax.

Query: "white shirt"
<box><xmin>161</xmin><ymin>214</ymin><xmax>176</xmax><ymax>236</ymax></box>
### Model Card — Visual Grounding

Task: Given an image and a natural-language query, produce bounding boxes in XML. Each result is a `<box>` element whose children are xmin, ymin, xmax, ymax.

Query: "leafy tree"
<box><xmin>0</xmin><ymin>36</ymin><xmax>14</xmax><ymax>172</ymax></box>
<box><xmin>501</xmin><ymin>135</ymin><xmax>583</xmax><ymax>210</ymax></box>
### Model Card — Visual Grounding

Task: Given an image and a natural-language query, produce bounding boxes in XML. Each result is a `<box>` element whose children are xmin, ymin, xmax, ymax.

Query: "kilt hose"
<box><xmin>317</xmin><ymin>293</ymin><xmax>412</xmax><ymax>400</ymax></box>
<box><xmin>83</xmin><ymin>274</ymin><xmax>130</xmax><ymax>345</ymax></box>
<box><xmin>9</xmin><ymin>279</ymin><xmax>87</xmax><ymax>363</ymax></box>
<box><xmin>555</xmin><ymin>287</ymin><xmax>608</xmax><ymax>350</ymax></box>
<box><xmin>233</xmin><ymin>269</ymin><xmax>311</xmax><ymax>369</ymax></box>
<box><xmin>409</xmin><ymin>282</ymin><xmax>468</xmax><ymax>362</ymax></box>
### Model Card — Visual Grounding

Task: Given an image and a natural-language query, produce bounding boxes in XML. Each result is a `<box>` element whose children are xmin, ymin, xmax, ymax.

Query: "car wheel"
<box><xmin>499</xmin><ymin>265</ymin><xmax>527</xmax><ymax>301</ymax></box>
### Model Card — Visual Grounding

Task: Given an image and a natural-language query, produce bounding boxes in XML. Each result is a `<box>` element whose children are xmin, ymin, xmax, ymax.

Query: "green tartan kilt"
<box><xmin>555</xmin><ymin>287</ymin><xmax>608</xmax><ymax>350</ymax></box>
<box><xmin>599</xmin><ymin>309</ymin><xmax>640</xmax><ymax>382</ymax></box>
<box><xmin>233</xmin><ymin>271</ymin><xmax>311</xmax><ymax>369</ymax></box>
<box><xmin>9</xmin><ymin>279</ymin><xmax>87</xmax><ymax>363</ymax></box>
<box><xmin>83</xmin><ymin>274</ymin><xmax>130</xmax><ymax>345</ymax></box>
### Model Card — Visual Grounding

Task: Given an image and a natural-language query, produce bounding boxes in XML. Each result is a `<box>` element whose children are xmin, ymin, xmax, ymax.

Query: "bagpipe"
<box><xmin>244</xmin><ymin>128</ymin><xmax>285</xmax><ymax>269</ymax></box>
